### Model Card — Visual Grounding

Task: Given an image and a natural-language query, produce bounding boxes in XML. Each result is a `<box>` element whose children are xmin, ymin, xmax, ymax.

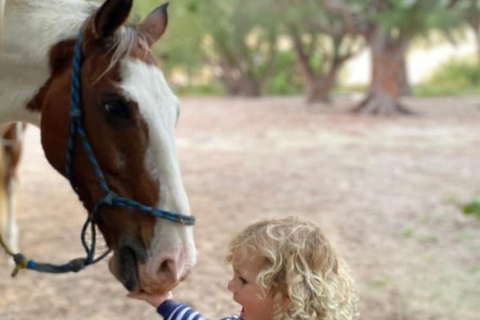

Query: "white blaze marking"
<box><xmin>119</xmin><ymin>58</ymin><xmax>196</xmax><ymax>275</ymax></box>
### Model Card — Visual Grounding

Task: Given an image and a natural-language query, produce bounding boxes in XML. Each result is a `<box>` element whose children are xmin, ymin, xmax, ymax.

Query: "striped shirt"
<box><xmin>157</xmin><ymin>300</ymin><xmax>242</xmax><ymax>320</ymax></box>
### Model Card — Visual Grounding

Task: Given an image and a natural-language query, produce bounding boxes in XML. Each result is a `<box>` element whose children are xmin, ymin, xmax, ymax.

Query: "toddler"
<box><xmin>129</xmin><ymin>216</ymin><xmax>358</xmax><ymax>320</ymax></box>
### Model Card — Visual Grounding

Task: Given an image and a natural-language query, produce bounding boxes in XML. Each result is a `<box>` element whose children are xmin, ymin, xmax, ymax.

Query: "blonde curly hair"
<box><xmin>226</xmin><ymin>216</ymin><xmax>358</xmax><ymax>320</ymax></box>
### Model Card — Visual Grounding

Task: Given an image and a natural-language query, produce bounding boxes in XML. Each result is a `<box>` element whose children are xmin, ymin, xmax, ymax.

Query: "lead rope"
<box><xmin>1</xmin><ymin>31</ymin><xmax>110</xmax><ymax>276</ymax></box>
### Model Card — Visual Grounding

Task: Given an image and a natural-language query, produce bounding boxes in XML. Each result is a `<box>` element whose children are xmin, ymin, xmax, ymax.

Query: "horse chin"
<box><xmin>137</xmin><ymin>267</ymin><xmax>180</xmax><ymax>295</ymax></box>
<box><xmin>108</xmin><ymin>247</ymin><xmax>140</xmax><ymax>292</ymax></box>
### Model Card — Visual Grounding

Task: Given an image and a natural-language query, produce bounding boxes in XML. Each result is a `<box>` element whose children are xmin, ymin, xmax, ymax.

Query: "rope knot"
<box><xmin>11</xmin><ymin>254</ymin><xmax>29</xmax><ymax>277</ymax></box>
<box><xmin>102</xmin><ymin>191</ymin><xmax>117</xmax><ymax>206</ymax></box>
<box><xmin>68</xmin><ymin>258</ymin><xmax>87</xmax><ymax>273</ymax></box>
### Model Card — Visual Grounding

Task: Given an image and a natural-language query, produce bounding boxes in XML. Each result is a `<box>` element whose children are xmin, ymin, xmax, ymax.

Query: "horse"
<box><xmin>0</xmin><ymin>0</ymin><xmax>196</xmax><ymax>294</ymax></box>
<box><xmin>0</xmin><ymin>122</ymin><xmax>26</xmax><ymax>255</ymax></box>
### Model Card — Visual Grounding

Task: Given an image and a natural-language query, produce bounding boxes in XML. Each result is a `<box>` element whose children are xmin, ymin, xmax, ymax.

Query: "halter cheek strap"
<box><xmin>3</xmin><ymin>29</ymin><xmax>195</xmax><ymax>277</ymax></box>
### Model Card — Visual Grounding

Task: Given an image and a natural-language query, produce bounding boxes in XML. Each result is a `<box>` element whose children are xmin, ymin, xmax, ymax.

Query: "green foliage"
<box><xmin>132</xmin><ymin>0</ymin><xmax>206</xmax><ymax>76</ymax></box>
<box><xmin>369</xmin><ymin>277</ymin><xmax>392</xmax><ymax>288</ymax></box>
<box><xmin>280</xmin><ymin>2</ymin><xmax>364</xmax><ymax>102</ymax></box>
<box><xmin>401</xmin><ymin>227</ymin><xmax>415</xmax><ymax>238</ymax></box>
<box><xmin>174</xmin><ymin>83</ymin><xmax>225</xmax><ymax>96</ymax></box>
<box><xmin>448</xmin><ymin>194</ymin><xmax>480</xmax><ymax>221</ymax></box>
<box><xmin>415</xmin><ymin>57</ymin><xmax>480</xmax><ymax>96</ymax></box>
<box><xmin>463</xmin><ymin>197</ymin><xmax>480</xmax><ymax>220</ymax></box>
<box><xmin>265</xmin><ymin>50</ymin><xmax>304</xmax><ymax>95</ymax></box>
<box><xmin>348</xmin><ymin>0</ymin><xmax>462</xmax><ymax>39</ymax></box>
<box><xmin>198</xmin><ymin>0</ymin><xmax>280</xmax><ymax>91</ymax></box>
<box><xmin>335</xmin><ymin>84</ymin><xmax>367</xmax><ymax>95</ymax></box>
<box><xmin>130</xmin><ymin>0</ymin><xmax>474</xmax><ymax>98</ymax></box>
<box><xmin>418</xmin><ymin>234</ymin><xmax>439</xmax><ymax>244</ymax></box>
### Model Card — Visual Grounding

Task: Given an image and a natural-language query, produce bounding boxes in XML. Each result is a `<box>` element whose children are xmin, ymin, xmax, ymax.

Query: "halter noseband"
<box><xmin>4</xmin><ymin>30</ymin><xmax>195</xmax><ymax>277</ymax></box>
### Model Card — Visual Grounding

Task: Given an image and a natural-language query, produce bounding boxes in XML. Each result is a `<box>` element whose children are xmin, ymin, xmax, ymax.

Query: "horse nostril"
<box><xmin>159</xmin><ymin>260</ymin><xmax>170</xmax><ymax>272</ymax></box>
<box><xmin>158</xmin><ymin>259</ymin><xmax>176</xmax><ymax>278</ymax></box>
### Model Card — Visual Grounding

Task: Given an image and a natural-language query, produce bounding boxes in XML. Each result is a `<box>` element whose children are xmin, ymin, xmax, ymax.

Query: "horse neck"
<box><xmin>0</xmin><ymin>0</ymin><xmax>97</xmax><ymax>126</ymax></box>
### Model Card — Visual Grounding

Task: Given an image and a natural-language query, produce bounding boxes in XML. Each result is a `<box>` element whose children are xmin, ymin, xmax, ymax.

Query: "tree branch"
<box><xmin>319</xmin><ymin>0</ymin><xmax>370</xmax><ymax>35</ymax></box>
<box><xmin>289</xmin><ymin>27</ymin><xmax>315</xmax><ymax>82</ymax></box>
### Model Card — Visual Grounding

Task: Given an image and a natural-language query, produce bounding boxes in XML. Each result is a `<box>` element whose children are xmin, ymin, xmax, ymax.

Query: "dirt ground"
<box><xmin>0</xmin><ymin>96</ymin><xmax>479</xmax><ymax>320</ymax></box>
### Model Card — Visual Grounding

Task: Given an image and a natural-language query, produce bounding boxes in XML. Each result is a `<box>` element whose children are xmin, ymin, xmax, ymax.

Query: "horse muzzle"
<box><xmin>109</xmin><ymin>245</ymin><xmax>142</xmax><ymax>292</ymax></box>
<box><xmin>108</xmin><ymin>242</ymin><xmax>196</xmax><ymax>294</ymax></box>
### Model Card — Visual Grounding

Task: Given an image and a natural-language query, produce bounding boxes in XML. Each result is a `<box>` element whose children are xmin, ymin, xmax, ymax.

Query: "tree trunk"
<box><xmin>475</xmin><ymin>28</ymin><xmax>480</xmax><ymax>64</ymax></box>
<box><xmin>305</xmin><ymin>70</ymin><xmax>338</xmax><ymax>104</ymax></box>
<box><xmin>306</xmin><ymin>80</ymin><xmax>332</xmax><ymax>104</ymax></box>
<box><xmin>466</xmin><ymin>14</ymin><xmax>480</xmax><ymax>64</ymax></box>
<box><xmin>353</xmin><ymin>29</ymin><xmax>413</xmax><ymax>115</ymax></box>
<box><xmin>221</xmin><ymin>75</ymin><xmax>262</xmax><ymax>97</ymax></box>
<box><xmin>399</xmin><ymin>53</ymin><xmax>412</xmax><ymax>96</ymax></box>
<box><xmin>235</xmin><ymin>78</ymin><xmax>262</xmax><ymax>97</ymax></box>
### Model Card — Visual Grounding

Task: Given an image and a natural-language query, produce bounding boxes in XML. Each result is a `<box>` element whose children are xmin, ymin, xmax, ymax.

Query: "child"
<box><xmin>129</xmin><ymin>216</ymin><xmax>358</xmax><ymax>320</ymax></box>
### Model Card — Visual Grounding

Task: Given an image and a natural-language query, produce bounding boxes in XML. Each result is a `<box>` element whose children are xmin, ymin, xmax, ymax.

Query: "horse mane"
<box><xmin>101</xmin><ymin>25</ymin><xmax>144</xmax><ymax>80</ymax></box>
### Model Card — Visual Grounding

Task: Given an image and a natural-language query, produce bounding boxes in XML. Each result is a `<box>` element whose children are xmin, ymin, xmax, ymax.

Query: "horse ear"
<box><xmin>93</xmin><ymin>0</ymin><xmax>133</xmax><ymax>39</ymax></box>
<box><xmin>138</xmin><ymin>3</ymin><xmax>169</xmax><ymax>47</ymax></box>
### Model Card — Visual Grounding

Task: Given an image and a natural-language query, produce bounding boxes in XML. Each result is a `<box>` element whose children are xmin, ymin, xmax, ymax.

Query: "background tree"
<box><xmin>462</xmin><ymin>0</ymin><xmax>480</xmax><ymax>63</ymax></box>
<box><xmin>134</xmin><ymin>0</ymin><xmax>280</xmax><ymax>96</ymax></box>
<box><xmin>179</xmin><ymin>0</ymin><xmax>280</xmax><ymax>96</ymax></box>
<box><xmin>278</xmin><ymin>0</ymin><xmax>364</xmax><ymax>104</ymax></box>
<box><xmin>320</xmin><ymin>0</ymin><xmax>462</xmax><ymax>115</ymax></box>
<box><xmin>133</xmin><ymin>1</ymin><xmax>206</xmax><ymax>84</ymax></box>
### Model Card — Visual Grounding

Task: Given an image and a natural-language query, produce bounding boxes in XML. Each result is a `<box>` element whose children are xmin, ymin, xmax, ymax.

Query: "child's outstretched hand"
<box><xmin>127</xmin><ymin>291</ymin><xmax>173</xmax><ymax>308</ymax></box>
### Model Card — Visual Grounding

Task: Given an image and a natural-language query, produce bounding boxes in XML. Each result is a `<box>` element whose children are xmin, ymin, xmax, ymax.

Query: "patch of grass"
<box><xmin>447</xmin><ymin>195</ymin><xmax>462</xmax><ymax>206</ymax></box>
<box><xmin>414</xmin><ymin>57</ymin><xmax>480</xmax><ymax>97</ymax></box>
<box><xmin>447</xmin><ymin>194</ymin><xmax>480</xmax><ymax>221</ymax></box>
<box><xmin>175</xmin><ymin>84</ymin><xmax>226</xmax><ymax>96</ymax></box>
<box><xmin>462</xmin><ymin>197</ymin><xmax>480</xmax><ymax>220</ymax></box>
<box><xmin>423</xmin><ymin>253</ymin><xmax>435</xmax><ymax>263</ymax></box>
<box><xmin>335</xmin><ymin>84</ymin><xmax>368</xmax><ymax>95</ymax></box>
<box><xmin>414</xmin><ymin>84</ymin><xmax>480</xmax><ymax>96</ymax></box>
<box><xmin>460</xmin><ymin>233</ymin><xmax>475</xmax><ymax>242</ymax></box>
<box><xmin>418</xmin><ymin>213</ymin><xmax>430</xmax><ymax>222</ymax></box>
<box><xmin>370</xmin><ymin>277</ymin><xmax>392</xmax><ymax>288</ymax></box>
<box><xmin>401</xmin><ymin>227</ymin><xmax>415</xmax><ymax>238</ymax></box>
<box><xmin>419</xmin><ymin>234</ymin><xmax>439</xmax><ymax>244</ymax></box>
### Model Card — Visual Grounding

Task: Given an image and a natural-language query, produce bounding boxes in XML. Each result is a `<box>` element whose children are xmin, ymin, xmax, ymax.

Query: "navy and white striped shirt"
<box><xmin>158</xmin><ymin>300</ymin><xmax>242</xmax><ymax>320</ymax></box>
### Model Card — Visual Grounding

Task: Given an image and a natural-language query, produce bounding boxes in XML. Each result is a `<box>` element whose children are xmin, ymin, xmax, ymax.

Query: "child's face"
<box><xmin>227</xmin><ymin>249</ymin><xmax>274</xmax><ymax>320</ymax></box>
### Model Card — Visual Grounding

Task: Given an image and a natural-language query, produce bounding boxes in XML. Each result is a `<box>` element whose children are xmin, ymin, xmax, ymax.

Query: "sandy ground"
<box><xmin>0</xmin><ymin>96</ymin><xmax>479</xmax><ymax>320</ymax></box>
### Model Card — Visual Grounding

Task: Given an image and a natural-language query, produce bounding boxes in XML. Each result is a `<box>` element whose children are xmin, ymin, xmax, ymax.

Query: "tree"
<box><xmin>187</xmin><ymin>0</ymin><xmax>280</xmax><ymax>96</ymax></box>
<box><xmin>133</xmin><ymin>1</ymin><xmax>206</xmax><ymax>83</ymax></box>
<box><xmin>278</xmin><ymin>1</ymin><xmax>364</xmax><ymax>103</ymax></box>
<box><xmin>133</xmin><ymin>0</ymin><xmax>280</xmax><ymax>96</ymax></box>
<box><xmin>320</xmin><ymin>0</ymin><xmax>461</xmax><ymax>115</ymax></box>
<box><xmin>462</xmin><ymin>0</ymin><xmax>480</xmax><ymax>63</ymax></box>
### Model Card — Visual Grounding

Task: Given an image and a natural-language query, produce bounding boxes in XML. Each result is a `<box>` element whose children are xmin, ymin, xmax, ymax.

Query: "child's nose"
<box><xmin>227</xmin><ymin>279</ymin><xmax>235</xmax><ymax>293</ymax></box>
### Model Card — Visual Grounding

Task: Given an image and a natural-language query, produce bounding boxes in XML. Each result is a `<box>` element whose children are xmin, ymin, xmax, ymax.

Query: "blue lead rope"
<box><xmin>8</xmin><ymin>30</ymin><xmax>194</xmax><ymax>277</ymax></box>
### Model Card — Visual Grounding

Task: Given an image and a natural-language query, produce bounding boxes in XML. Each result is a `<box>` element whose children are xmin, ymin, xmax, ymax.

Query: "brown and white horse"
<box><xmin>0</xmin><ymin>122</ymin><xmax>25</xmax><ymax>255</ymax></box>
<box><xmin>0</xmin><ymin>0</ymin><xmax>196</xmax><ymax>294</ymax></box>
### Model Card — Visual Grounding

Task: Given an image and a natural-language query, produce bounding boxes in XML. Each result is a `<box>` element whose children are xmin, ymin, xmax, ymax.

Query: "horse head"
<box><xmin>27</xmin><ymin>0</ymin><xmax>195</xmax><ymax>293</ymax></box>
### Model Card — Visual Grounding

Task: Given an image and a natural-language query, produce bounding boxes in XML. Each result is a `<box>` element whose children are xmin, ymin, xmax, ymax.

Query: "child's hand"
<box><xmin>127</xmin><ymin>291</ymin><xmax>173</xmax><ymax>308</ymax></box>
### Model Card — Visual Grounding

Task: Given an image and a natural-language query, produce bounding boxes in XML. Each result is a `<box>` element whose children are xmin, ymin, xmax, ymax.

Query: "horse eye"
<box><xmin>104</xmin><ymin>99</ymin><xmax>131</xmax><ymax>120</ymax></box>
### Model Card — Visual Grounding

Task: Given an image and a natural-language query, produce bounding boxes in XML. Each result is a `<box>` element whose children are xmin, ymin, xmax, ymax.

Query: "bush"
<box><xmin>463</xmin><ymin>197</ymin><xmax>480</xmax><ymax>220</ymax></box>
<box><xmin>265</xmin><ymin>50</ymin><xmax>304</xmax><ymax>95</ymax></box>
<box><xmin>415</xmin><ymin>57</ymin><xmax>480</xmax><ymax>96</ymax></box>
<box><xmin>174</xmin><ymin>84</ymin><xmax>226</xmax><ymax>96</ymax></box>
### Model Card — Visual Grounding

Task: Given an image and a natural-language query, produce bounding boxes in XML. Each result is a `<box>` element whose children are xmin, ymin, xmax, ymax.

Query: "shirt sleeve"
<box><xmin>157</xmin><ymin>300</ymin><xmax>242</xmax><ymax>320</ymax></box>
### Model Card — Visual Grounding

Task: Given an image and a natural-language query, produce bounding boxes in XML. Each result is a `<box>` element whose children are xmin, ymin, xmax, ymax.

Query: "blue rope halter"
<box><xmin>9</xmin><ymin>30</ymin><xmax>195</xmax><ymax>276</ymax></box>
